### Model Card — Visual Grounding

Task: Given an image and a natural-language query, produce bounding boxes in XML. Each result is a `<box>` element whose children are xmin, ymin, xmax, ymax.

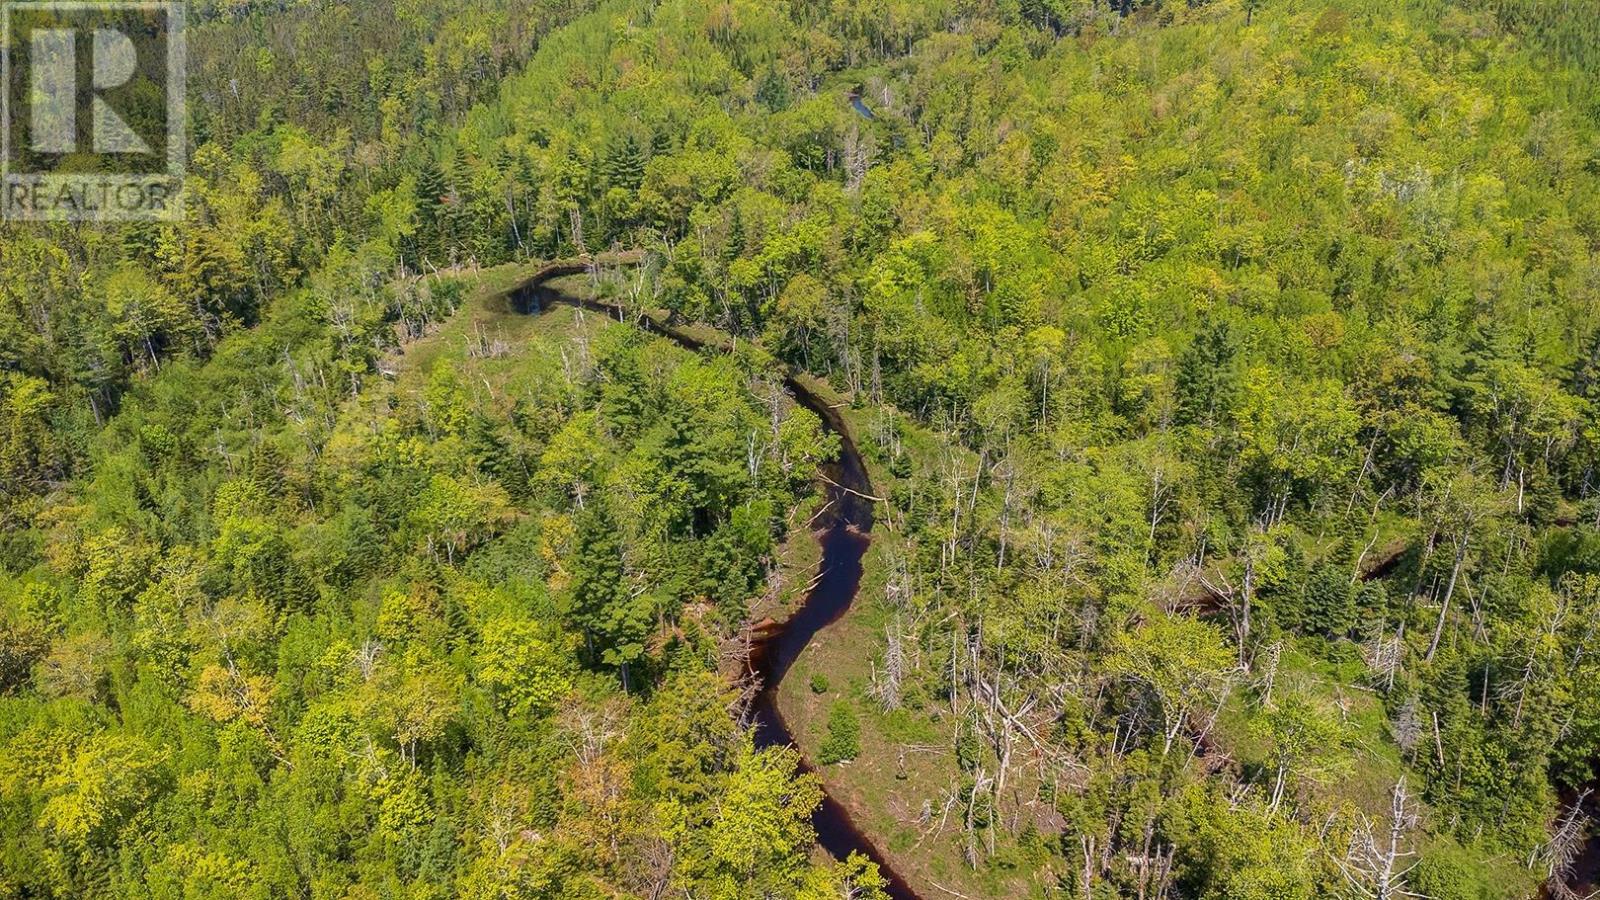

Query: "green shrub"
<box><xmin>819</xmin><ymin>701</ymin><xmax>860</xmax><ymax>765</ymax></box>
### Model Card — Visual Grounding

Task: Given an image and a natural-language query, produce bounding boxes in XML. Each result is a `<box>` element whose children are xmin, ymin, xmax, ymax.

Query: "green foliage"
<box><xmin>36</xmin><ymin>731</ymin><xmax>165</xmax><ymax>850</ymax></box>
<box><xmin>818</xmin><ymin>701</ymin><xmax>861</xmax><ymax>765</ymax></box>
<box><xmin>1411</xmin><ymin>842</ymin><xmax>1491</xmax><ymax>900</ymax></box>
<box><xmin>476</xmin><ymin>617</ymin><xmax>572</xmax><ymax>717</ymax></box>
<box><xmin>1301</xmin><ymin>563</ymin><xmax>1357</xmax><ymax>638</ymax></box>
<box><xmin>1175</xmin><ymin>320</ymin><xmax>1241</xmax><ymax>430</ymax></box>
<box><xmin>1164</xmin><ymin>783</ymin><xmax>1320</xmax><ymax>900</ymax></box>
<box><xmin>1108</xmin><ymin>614</ymin><xmax>1234</xmax><ymax>756</ymax></box>
<box><xmin>5</xmin><ymin>0</ymin><xmax>1600</xmax><ymax>896</ymax></box>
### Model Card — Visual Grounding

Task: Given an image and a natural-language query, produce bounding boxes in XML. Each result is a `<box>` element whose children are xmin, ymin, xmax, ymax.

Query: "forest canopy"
<box><xmin>5</xmin><ymin>0</ymin><xmax>1600</xmax><ymax>897</ymax></box>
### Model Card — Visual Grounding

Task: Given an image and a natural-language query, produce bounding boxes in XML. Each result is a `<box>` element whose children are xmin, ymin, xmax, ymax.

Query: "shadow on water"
<box><xmin>511</xmin><ymin>269</ymin><xmax>920</xmax><ymax>900</ymax></box>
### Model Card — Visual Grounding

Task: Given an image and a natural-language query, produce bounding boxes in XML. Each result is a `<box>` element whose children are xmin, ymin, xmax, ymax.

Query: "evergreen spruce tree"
<box><xmin>601</xmin><ymin>134</ymin><xmax>646</xmax><ymax>192</ymax></box>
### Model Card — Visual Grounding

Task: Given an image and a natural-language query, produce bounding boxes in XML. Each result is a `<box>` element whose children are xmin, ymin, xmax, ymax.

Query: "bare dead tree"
<box><xmin>843</xmin><ymin>124</ymin><xmax>872</xmax><ymax>191</ymax></box>
<box><xmin>1257</xmin><ymin>640</ymin><xmax>1283</xmax><ymax>703</ymax></box>
<box><xmin>871</xmin><ymin>615</ymin><xmax>905</xmax><ymax>711</ymax></box>
<box><xmin>1498</xmin><ymin>598</ymin><xmax>1565</xmax><ymax>728</ymax></box>
<box><xmin>1126</xmin><ymin>815</ymin><xmax>1176</xmax><ymax>900</ymax></box>
<box><xmin>354</xmin><ymin>638</ymin><xmax>383</xmax><ymax>681</ymax></box>
<box><xmin>1338</xmin><ymin>777</ymin><xmax>1423</xmax><ymax>900</ymax></box>
<box><xmin>1422</xmin><ymin>472</ymin><xmax>1504</xmax><ymax>663</ymax></box>
<box><xmin>1390</xmin><ymin>697</ymin><xmax>1424</xmax><ymax>765</ymax></box>
<box><xmin>1201</xmin><ymin>520</ymin><xmax>1272</xmax><ymax>668</ymax></box>
<box><xmin>1534</xmin><ymin>788</ymin><xmax>1594</xmax><ymax>900</ymax></box>
<box><xmin>963</xmin><ymin>768</ymin><xmax>994</xmax><ymax>868</ymax></box>
<box><xmin>558</xmin><ymin>701</ymin><xmax>626</xmax><ymax>769</ymax></box>
<box><xmin>1560</xmin><ymin>573</ymin><xmax>1600</xmax><ymax>672</ymax></box>
<box><xmin>1360</xmin><ymin>631</ymin><xmax>1404</xmax><ymax>693</ymax></box>
<box><xmin>1079</xmin><ymin>834</ymin><xmax>1096</xmax><ymax>900</ymax></box>
<box><xmin>622</xmin><ymin>836</ymin><xmax>675</xmax><ymax>900</ymax></box>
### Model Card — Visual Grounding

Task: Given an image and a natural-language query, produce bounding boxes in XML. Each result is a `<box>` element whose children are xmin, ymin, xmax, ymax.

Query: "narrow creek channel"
<box><xmin>509</xmin><ymin>260</ymin><xmax>1600</xmax><ymax>900</ymax></box>
<box><xmin>510</xmin><ymin>265</ymin><xmax>921</xmax><ymax>900</ymax></box>
<box><xmin>508</xmin><ymin>256</ymin><xmax>1600</xmax><ymax>896</ymax></box>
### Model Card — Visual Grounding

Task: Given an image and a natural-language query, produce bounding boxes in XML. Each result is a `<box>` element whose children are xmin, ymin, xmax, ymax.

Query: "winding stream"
<box><xmin>507</xmin><ymin>259</ymin><xmax>1600</xmax><ymax>900</ymax></box>
<box><xmin>509</xmin><ymin>263</ymin><xmax>920</xmax><ymax>900</ymax></box>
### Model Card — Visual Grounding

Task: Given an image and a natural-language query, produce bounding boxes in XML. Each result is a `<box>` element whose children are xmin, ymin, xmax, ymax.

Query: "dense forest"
<box><xmin>6</xmin><ymin>0</ymin><xmax>1600</xmax><ymax>897</ymax></box>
